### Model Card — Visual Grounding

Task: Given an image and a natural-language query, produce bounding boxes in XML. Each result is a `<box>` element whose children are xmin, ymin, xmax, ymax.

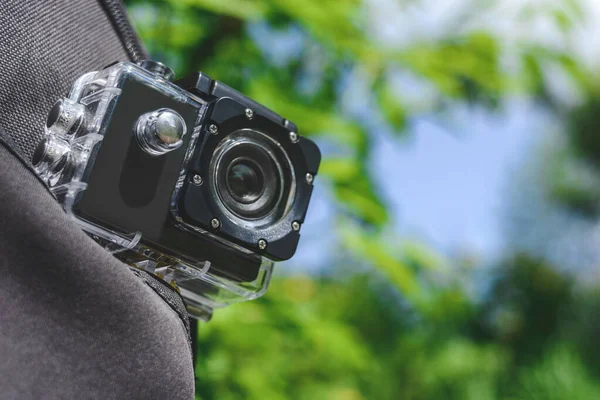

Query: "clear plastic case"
<box><xmin>34</xmin><ymin>62</ymin><xmax>273</xmax><ymax>321</ymax></box>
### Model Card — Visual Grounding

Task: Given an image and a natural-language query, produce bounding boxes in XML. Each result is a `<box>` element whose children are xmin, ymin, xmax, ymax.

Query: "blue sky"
<box><xmin>372</xmin><ymin>101</ymin><xmax>545</xmax><ymax>260</ymax></box>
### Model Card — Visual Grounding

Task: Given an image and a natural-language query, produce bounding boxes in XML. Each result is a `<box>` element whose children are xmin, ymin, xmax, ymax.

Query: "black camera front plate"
<box><xmin>177</xmin><ymin>96</ymin><xmax>321</xmax><ymax>261</ymax></box>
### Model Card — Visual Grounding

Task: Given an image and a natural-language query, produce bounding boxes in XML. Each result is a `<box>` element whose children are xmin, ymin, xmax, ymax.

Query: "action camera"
<box><xmin>33</xmin><ymin>60</ymin><xmax>321</xmax><ymax>320</ymax></box>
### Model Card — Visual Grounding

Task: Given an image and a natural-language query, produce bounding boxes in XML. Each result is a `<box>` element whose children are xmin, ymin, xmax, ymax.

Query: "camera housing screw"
<box><xmin>306</xmin><ymin>173</ymin><xmax>314</xmax><ymax>184</ymax></box>
<box><xmin>211</xmin><ymin>218</ymin><xmax>221</xmax><ymax>229</ymax></box>
<box><xmin>209</xmin><ymin>124</ymin><xmax>219</xmax><ymax>135</ymax></box>
<box><xmin>192</xmin><ymin>175</ymin><xmax>203</xmax><ymax>186</ymax></box>
<box><xmin>245</xmin><ymin>109</ymin><xmax>254</xmax><ymax>119</ymax></box>
<box><xmin>292</xmin><ymin>221</ymin><xmax>301</xmax><ymax>231</ymax></box>
<box><xmin>258</xmin><ymin>239</ymin><xmax>268</xmax><ymax>250</ymax></box>
<box><xmin>289</xmin><ymin>131</ymin><xmax>299</xmax><ymax>143</ymax></box>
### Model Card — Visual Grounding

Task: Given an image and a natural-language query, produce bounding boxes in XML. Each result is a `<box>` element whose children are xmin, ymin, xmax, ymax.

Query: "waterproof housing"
<box><xmin>33</xmin><ymin>61</ymin><xmax>320</xmax><ymax>320</ymax></box>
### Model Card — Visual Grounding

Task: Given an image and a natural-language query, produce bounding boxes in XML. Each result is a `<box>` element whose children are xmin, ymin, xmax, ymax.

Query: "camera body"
<box><xmin>33</xmin><ymin>61</ymin><xmax>320</xmax><ymax>320</ymax></box>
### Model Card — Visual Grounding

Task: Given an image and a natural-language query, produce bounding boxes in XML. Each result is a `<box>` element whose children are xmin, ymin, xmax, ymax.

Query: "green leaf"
<box><xmin>402</xmin><ymin>240</ymin><xmax>448</xmax><ymax>272</ymax></box>
<box><xmin>319</xmin><ymin>158</ymin><xmax>361</xmax><ymax>182</ymax></box>
<box><xmin>399</xmin><ymin>33</ymin><xmax>503</xmax><ymax>98</ymax></box>
<box><xmin>374</xmin><ymin>80</ymin><xmax>406</xmax><ymax>132</ymax></box>
<box><xmin>270</xmin><ymin>0</ymin><xmax>369</xmax><ymax>57</ymax></box>
<box><xmin>522</xmin><ymin>52</ymin><xmax>544</xmax><ymax>93</ymax></box>
<box><xmin>333</xmin><ymin>185</ymin><xmax>388</xmax><ymax>226</ymax></box>
<box><xmin>339</xmin><ymin>222</ymin><xmax>425</xmax><ymax>306</ymax></box>
<box><xmin>554</xmin><ymin>53</ymin><xmax>590</xmax><ymax>91</ymax></box>
<box><xmin>552</xmin><ymin>9</ymin><xmax>573</xmax><ymax>32</ymax></box>
<box><xmin>173</xmin><ymin>0</ymin><xmax>270</xmax><ymax>20</ymax></box>
<box><xmin>321</xmin><ymin>160</ymin><xmax>388</xmax><ymax>226</ymax></box>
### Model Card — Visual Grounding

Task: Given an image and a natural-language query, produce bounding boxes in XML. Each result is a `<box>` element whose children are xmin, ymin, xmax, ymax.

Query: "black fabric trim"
<box><xmin>97</xmin><ymin>0</ymin><xmax>147</xmax><ymax>62</ymax></box>
<box><xmin>128</xmin><ymin>267</ymin><xmax>193</xmax><ymax>355</ymax></box>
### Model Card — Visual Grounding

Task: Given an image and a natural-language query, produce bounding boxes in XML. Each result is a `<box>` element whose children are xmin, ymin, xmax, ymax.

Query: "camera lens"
<box><xmin>226</xmin><ymin>160</ymin><xmax>264</xmax><ymax>203</ymax></box>
<box><xmin>210</xmin><ymin>129</ymin><xmax>295</xmax><ymax>227</ymax></box>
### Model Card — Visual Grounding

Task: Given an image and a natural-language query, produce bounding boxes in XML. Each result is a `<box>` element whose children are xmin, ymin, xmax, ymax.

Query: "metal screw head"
<box><xmin>209</xmin><ymin>124</ymin><xmax>219</xmax><ymax>135</ymax></box>
<box><xmin>289</xmin><ymin>131</ymin><xmax>299</xmax><ymax>143</ymax></box>
<box><xmin>306</xmin><ymin>173</ymin><xmax>314</xmax><ymax>184</ymax></box>
<box><xmin>258</xmin><ymin>239</ymin><xmax>268</xmax><ymax>250</ymax></box>
<box><xmin>292</xmin><ymin>221</ymin><xmax>301</xmax><ymax>231</ymax></box>
<box><xmin>192</xmin><ymin>175</ymin><xmax>203</xmax><ymax>186</ymax></box>
<box><xmin>245</xmin><ymin>109</ymin><xmax>254</xmax><ymax>119</ymax></box>
<box><xmin>211</xmin><ymin>218</ymin><xmax>221</xmax><ymax>229</ymax></box>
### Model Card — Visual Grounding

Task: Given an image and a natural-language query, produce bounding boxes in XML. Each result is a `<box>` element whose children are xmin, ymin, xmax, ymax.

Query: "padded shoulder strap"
<box><xmin>0</xmin><ymin>134</ymin><xmax>194</xmax><ymax>399</ymax></box>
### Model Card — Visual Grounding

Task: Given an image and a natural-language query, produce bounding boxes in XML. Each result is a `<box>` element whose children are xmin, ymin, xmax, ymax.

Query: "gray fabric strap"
<box><xmin>0</xmin><ymin>0</ymin><xmax>139</xmax><ymax>159</ymax></box>
<box><xmin>0</xmin><ymin>137</ymin><xmax>195</xmax><ymax>399</ymax></box>
<box><xmin>129</xmin><ymin>267</ymin><xmax>193</xmax><ymax>353</ymax></box>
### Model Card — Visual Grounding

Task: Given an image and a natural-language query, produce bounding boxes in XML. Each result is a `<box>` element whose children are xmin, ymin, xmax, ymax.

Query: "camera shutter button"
<box><xmin>135</xmin><ymin>109</ymin><xmax>187</xmax><ymax>156</ymax></box>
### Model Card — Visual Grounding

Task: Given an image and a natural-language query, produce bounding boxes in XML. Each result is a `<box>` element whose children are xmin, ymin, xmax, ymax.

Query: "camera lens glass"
<box><xmin>210</xmin><ymin>129</ymin><xmax>295</xmax><ymax>227</ymax></box>
<box><xmin>226</xmin><ymin>159</ymin><xmax>264</xmax><ymax>203</ymax></box>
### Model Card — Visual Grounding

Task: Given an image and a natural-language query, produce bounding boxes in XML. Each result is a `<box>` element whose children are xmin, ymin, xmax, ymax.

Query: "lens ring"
<box><xmin>209</xmin><ymin>129</ymin><xmax>296</xmax><ymax>228</ymax></box>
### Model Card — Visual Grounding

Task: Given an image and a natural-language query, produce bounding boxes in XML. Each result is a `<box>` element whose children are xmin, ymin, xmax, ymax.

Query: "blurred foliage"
<box><xmin>569</xmin><ymin>96</ymin><xmax>600</xmax><ymax>169</ymax></box>
<box><xmin>510</xmin><ymin>346</ymin><xmax>600</xmax><ymax>400</ymax></box>
<box><xmin>124</xmin><ymin>0</ymin><xmax>600</xmax><ymax>398</ymax></box>
<box><xmin>195</xmin><ymin>262</ymin><xmax>600</xmax><ymax>400</ymax></box>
